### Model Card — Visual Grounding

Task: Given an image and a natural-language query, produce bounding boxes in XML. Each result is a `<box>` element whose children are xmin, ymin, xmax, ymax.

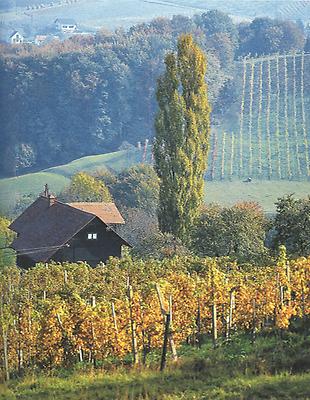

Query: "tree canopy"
<box><xmin>273</xmin><ymin>195</ymin><xmax>310</xmax><ymax>257</ymax></box>
<box><xmin>191</xmin><ymin>202</ymin><xmax>269</xmax><ymax>264</ymax></box>
<box><xmin>59</xmin><ymin>172</ymin><xmax>112</xmax><ymax>202</ymax></box>
<box><xmin>154</xmin><ymin>34</ymin><xmax>211</xmax><ymax>241</ymax></box>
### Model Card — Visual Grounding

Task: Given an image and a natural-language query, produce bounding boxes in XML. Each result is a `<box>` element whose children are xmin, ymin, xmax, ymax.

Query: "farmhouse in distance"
<box><xmin>9</xmin><ymin>185</ymin><xmax>130</xmax><ymax>269</ymax></box>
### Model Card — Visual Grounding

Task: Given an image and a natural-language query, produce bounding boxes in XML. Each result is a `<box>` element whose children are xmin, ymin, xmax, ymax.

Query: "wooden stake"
<box><xmin>169</xmin><ymin>295</ymin><xmax>178</xmax><ymax>362</ymax></box>
<box><xmin>228</xmin><ymin>289</ymin><xmax>235</xmax><ymax>338</ymax></box>
<box><xmin>3</xmin><ymin>331</ymin><xmax>9</xmax><ymax>381</ymax></box>
<box><xmin>160</xmin><ymin>312</ymin><xmax>171</xmax><ymax>371</ymax></box>
<box><xmin>128</xmin><ymin>285</ymin><xmax>139</xmax><ymax>365</ymax></box>
<box><xmin>252</xmin><ymin>298</ymin><xmax>256</xmax><ymax>343</ymax></box>
<box><xmin>1</xmin><ymin>296</ymin><xmax>9</xmax><ymax>381</ymax></box>
<box><xmin>78</xmin><ymin>346</ymin><xmax>83</xmax><ymax>363</ymax></box>
<box><xmin>64</xmin><ymin>270</ymin><xmax>68</xmax><ymax>285</ymax></box>
<box><xmin>155</xmin><ymin>284</ymin><xmax>168</xmax><ymax>315</ymax></box>
<box><xmin>111</xmin><ymin>302</ymin><xmax>119</xmax><ymax>352</ymax></box>
<box><xmin>196</xmin><ymin>298</ymin><xmax>202</xmax><ymax>347</ymax></box>
<box><xmin>212</xmin><ymin>303</ymin><xmax>218</xmax><ymax>347</ymax></box>
<box><xmin>111</xmin><ymin>302</ymin><xmax>118</xmax><ymax>335</ymax></box>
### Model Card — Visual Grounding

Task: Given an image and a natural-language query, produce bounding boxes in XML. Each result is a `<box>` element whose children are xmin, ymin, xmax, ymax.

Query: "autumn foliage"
<box><xmin>0</xmin><ymin>253</ymin><xmax>309</xmax><ymax>376</ymax></box>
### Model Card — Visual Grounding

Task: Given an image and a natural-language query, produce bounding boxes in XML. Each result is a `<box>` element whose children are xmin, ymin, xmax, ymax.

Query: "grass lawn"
<box><xmin>205</xmin><ymin>180</ymin><xmax>310</xmax><ymax>213</ymax></box>
<box><xmin>1</xmin><ymin>332</ymin><xmax>310</xmax><ymax>399</ymax></box>
<box><xmin>0</xmin><ymin>172</ymin><xmax>70</xmax><ymax>215</ymax></box>
<box><xmin>1</xmin><ymin>370</ymin><xmax>310</xmax><ymax>400</ymax></box>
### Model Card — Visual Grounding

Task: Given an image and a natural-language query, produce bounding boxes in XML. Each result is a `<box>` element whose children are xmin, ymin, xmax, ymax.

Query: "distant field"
<box><xmin>0</xmin><ymin>147</ymin><xmax>310</xmax><ymax>215</ymax></box>
<box><xmin>0</xmin><ymin>0</ymin><xmax>200</xmax><ymax>32</ymax></box>
<box><xmin>1</xmin><ymin>0</ymin><xmax>308</xmax><ymax>33</ymax></box>
<box><xmin>204</xmin><ymin>180</ymin><xmax>310</xmax><ymax>213</ymax></box>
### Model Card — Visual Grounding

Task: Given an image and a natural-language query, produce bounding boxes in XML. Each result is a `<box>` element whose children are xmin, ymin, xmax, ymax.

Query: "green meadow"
<box><xmin>1</xmin><ymin>147</ymin><xmax>310</xmax><ymax>215</ymax></box>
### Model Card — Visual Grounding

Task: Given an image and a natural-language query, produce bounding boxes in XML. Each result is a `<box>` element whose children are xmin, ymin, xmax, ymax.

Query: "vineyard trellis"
<box><xmin>0</xmin><ymin>255</ymin><xmax>309</xmax><ymax>378</ymax></box>
<box><xmin>208</xmin><ymin>52</ymin><xmax>310</xmax><ymax>181</ymax></box>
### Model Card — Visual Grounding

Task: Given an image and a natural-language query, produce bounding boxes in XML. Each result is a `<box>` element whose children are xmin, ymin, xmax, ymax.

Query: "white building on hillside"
<box><xmin>54</xmin><ymin>18</ymin><xmax>77</xmax><ymax>33</ymax></box>
<box><xmin>10</xmin><ymin>31</ymin><xmax>24</xmax><ymax>44</ymax></box>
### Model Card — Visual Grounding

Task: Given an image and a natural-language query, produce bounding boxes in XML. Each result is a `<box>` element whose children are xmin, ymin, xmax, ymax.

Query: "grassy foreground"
<box><xmin>1</xmin><ymin>333</ymin><xmax>310</xmax><ymax>400</ymax></box>
<box><xmin>1</xmin><ymin>370</ymin><xmax>310</xmax><ymax>400</ymax></box>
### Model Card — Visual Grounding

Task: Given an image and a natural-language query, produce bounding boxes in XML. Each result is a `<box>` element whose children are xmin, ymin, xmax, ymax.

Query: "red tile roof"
<box><xmin>68</xmin><ymin>202</ymin><xmax>125</xmax><ymax>224</ymax></box>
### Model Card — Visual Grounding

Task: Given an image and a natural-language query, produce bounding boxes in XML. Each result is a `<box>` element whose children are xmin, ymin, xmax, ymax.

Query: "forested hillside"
<box><xmin>0</xmin><ymin>11</ymin><xmax>308</xmax><ymax>177</ymax></box>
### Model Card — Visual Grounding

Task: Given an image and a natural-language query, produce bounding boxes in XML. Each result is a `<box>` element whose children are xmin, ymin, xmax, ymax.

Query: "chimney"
<box><xmin>44</xmin><ymin>183</ymin><xmax>49</xmax><ymax>197</ymax></box>
<box><xmin>48</xmin><ymin>194</ymin><xmax>56</xmax><ymax>207</ymax></box>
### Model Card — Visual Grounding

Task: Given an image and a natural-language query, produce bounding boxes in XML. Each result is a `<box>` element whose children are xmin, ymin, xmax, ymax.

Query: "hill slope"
<box><xmin>1</xmin><ymin>148</ymin><xmax>309</xmax><ymax>216</ymax></box>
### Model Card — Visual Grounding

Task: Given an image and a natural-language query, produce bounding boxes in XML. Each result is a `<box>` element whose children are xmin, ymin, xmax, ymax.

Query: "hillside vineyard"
<box><xmin>1</xmin><ymin>256</ymin><xmax>309</xmax><ymax>371</ymax></box>
<box><xmin>208</xmin><ymin>53</ymin><xmax>310</xmax><ymax>181</ymax></box>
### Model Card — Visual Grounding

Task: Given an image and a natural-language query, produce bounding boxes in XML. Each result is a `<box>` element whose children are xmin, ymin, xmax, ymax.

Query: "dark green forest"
<box><xmin>0</xmin><ymin>11</ymin><xmax>308</xmax><ymax>177</ymax></box>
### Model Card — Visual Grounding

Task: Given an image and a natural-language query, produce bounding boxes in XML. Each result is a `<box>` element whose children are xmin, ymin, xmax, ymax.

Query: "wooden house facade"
<box><xmin>9</xmin><ymin>188</ymin><xmax>130</xmax><ymax>268</ymax></box>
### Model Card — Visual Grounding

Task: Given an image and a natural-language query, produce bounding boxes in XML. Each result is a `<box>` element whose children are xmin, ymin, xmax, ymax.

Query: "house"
<box><xmin>34</xmin><ymin>35</ymin><xmax>48</xmax><ymax>46</ymax></box>
<box><xmin>54</xmin><ymin>18</ymin><xmax>77</xmax><ymax>33</ymax></box>
<box><xmin>9</xmin><ymin>186</ymin><xmax>130</xmax><ymax>269</ymax></box>
<box><xmin>9</xmin><ymin>31</ymin><xmax>24</xmax><ymax>44</ymax></box>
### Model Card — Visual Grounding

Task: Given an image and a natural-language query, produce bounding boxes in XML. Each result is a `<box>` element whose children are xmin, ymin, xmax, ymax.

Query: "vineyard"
<box><xmin>1</xmin><ymin>251</ymin><xmax>309</xmax><ymax>378</ymax></box>
<box><xmin>207</xmin><ymin>52</ymin><xmax>310</xmax><ymax>181</ymax></box>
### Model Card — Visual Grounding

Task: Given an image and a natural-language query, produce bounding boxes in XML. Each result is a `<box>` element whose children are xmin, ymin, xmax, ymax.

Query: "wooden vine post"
<box><xmin>128</xmin><ymin>284</ymin><xmax>139</xmax><ymax>365</ymax></box>
<box><xmin>228</xmin><ymin>288</ymin><xmax>235</xmax><ymax>339</ymax></box>
<box><xmin>212</xmin><ymin>303</ymin><xmax>218</xmax><ymax>347</ymax></box>
<box><xmin>252</xmin><ymin>297</ymin><xmax>256</xmax><ymax>344</ymax></box>
<box><xmin>111</xmin><ymin>302</ymin><xmax>119</xmax><ymax>352</ymax></box>
<box><xmin>211</xmin><ymin>266</ymin><xmax>218</xmax><ymax>348</ymax></box>
<box><xmin>90</xmin><ymin>296</ymin><xmax>96</xmax><ymax>366</ymax></box>
<box><xmin>168</xmin><ymin>295</ymin><xmax>178</xmax><ymax>362</ymax></box>
<box><xmin>1</xmin><ymin>296</ymin><xmax>9</xmax><ymax>381</ymax></box>
<box><xmin>156</xmin><ymin>284</ymin><xmax>177</xmax><ymax>371</ymax></box>
<box><xmin>196</xmin><ymin>298</ymin><xmax>202</xmax><ymax>347</ymax></box>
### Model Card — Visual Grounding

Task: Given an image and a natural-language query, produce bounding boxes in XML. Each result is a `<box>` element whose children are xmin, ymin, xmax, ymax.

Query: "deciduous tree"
<box><xmin>154</xmin><ymin>34</ymin><xmax>211</xmax><ymax>241</ymax></box>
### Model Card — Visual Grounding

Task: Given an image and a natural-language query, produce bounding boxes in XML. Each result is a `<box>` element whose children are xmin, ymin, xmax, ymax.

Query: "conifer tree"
<box><xmin>154</xmin><ymin>34</ymin><xmax>211</xmax><ymax>240</ymax></box>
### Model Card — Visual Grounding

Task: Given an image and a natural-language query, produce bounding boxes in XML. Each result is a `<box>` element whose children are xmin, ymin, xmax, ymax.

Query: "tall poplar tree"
<box><xmin>154</xmin><ymin>34</ymin><xmax>211</xmax><ymax>240</ymax></box>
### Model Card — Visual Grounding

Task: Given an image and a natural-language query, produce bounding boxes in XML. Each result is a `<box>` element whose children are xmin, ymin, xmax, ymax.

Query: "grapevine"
<box><xmin>284</xmin><ymin>55</ymin><xmax>292</xmax><ymax>179</ymax></box>
<box><xmin>239</xmin><ymin>59</ymin><xmax>247</xmax><ymax>177</ymax></box>
<box><xmin>300</xmin><ymin>52</ymin><xmax>310</xmax><ymax>177</ymax></box>
<box><xmin>292</xmin><ymin>54</ymin><xmax>301</xmax><ymax>177</ymax></box>
<box><xmin>0</xmin><ymin>256</ymin><xmax>309</xmax><ymax>375</ymax></box>
<box><xmin>257</xmin><ymin>61</ymin><xmax>263</xmax><ymax>177</ymax></box>
<box><xmin>248</xmin><ymin>61</ymin><xmax>255</xmax><ymax>177</ymax></box>
<box><xmin>266</xmin><ymin>59</ymin><xmax>272</xmax><ymax>179</ymax></box>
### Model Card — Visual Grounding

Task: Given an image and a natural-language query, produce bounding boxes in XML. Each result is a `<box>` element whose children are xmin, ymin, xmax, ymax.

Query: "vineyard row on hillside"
<box><xmin>214</xmin><ymin>52</ymin><xmax>310</xmax><ymax>181</ymax></box>
<box><xmin>137</xmin><ymin>54</ymin><xmax>310</xmax><ymax>181</ymax></box>
<box><xmin>1</xmin><ymin>254</ymin><xmax>309</xmax><ymax>376</ymax></box>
